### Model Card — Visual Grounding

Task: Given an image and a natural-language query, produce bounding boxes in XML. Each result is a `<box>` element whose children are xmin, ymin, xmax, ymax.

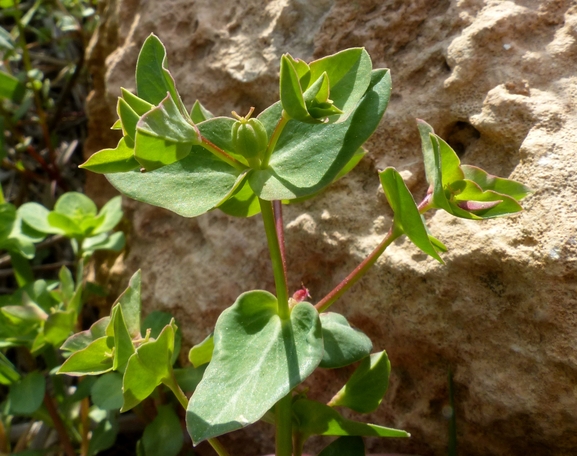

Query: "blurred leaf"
<box><xmin>19</xmin><ymin>203</ymin><xmax>63</xmax><ymax>234</ymax></box>
<box><xmin>188</xmin><ymin>332</ymin><xmax>213</xmax><ymax>368</ymax></box>
<box><xmin>87</xmin><ymin>413</ymin><xmax>118</xmax><ymax>456</ymax></box>
<box><xmin>0</xmin><ymin>351</ymin><xmax>20</xmax><ymax>385</ymax></box>
<box><xmin>319</xmin><ymin>313</ymin><xmax>372</xmax><ymax>369</ymax></box>
<box><xmin>0</xmin><ymin>71</ymin><xmax>25</xmax><ymax>102</ymax></box>
<box><xmin>9</xmin><ymin>371</ymin><xmax>45</xmax><ymax>415</ymax></box>
<box><xmin>328</xmin><ymin>351</ymin><xmax>390</xmax><ymax>413</ymax></box>
<box><xmin>139</xmin><ymin>405</ymin><xmax>183</xmax><ymax>456</ymax></box>
<box><xmin>82</xmin><ymin>231</ymin><xmax>125</xmax><ymax>256</ymax></box>
<box><xmin>318</xmin><ymin>436</ymin><xmax>365</xmax><ymax>456</ymax></box>
<box><xmin>91</xmin><ymin>372</ymin><xmax>123</xmax><ymax>410</ymax></box>
<box><xmin>187</xmin><ymin>291</ymin><xmax>323</xmax><ymax>444</ymax></box>
<box><xmin>55</xmin><ymin>192</ymin><xmax>97</xmax><ymax>220</ymax></box>
<box><xmin>93</xmin><ymin>195</ymin><xmax>123</xmax><ymax>234</ymax></box>
<box><xmin>293</xmin><ymin>398</ymin><xmax>408</xmax><ymax>439</ymax></box>
<box><xmin>121</xmin><ymin>321</ymin><xmax>176</xmax><ymax>411</ymax></box>
<box><xmin>379</xmin><ymin>167</ymin><xmax>444</xmax><ymax>262</ymax></box>
<box><xmin>58</xmin><ymin>266</ymin><xmax>74</xmax><ymax>304</ymax></box>
<box><xmin>174</xmin><ymin>365</ymin><xmax>206</xmax><ymax>393</ymax></box>
<box><xmin>44</xmin><ymin>309</ymin><xmax>76</xmax><ymax>346</ymax></box>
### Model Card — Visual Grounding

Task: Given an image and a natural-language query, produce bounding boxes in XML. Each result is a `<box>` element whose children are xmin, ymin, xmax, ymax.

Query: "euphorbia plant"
<box><xmin>60</xmin><ymin>34</ymin><xmax>530</xmax><ymax>455</ymax></box>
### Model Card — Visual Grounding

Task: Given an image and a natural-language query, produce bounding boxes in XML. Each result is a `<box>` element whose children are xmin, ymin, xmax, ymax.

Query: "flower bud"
<box><xmin>231</xmin><ymin>107</ymin><xmax>268</xmax><ymax>165</ymax></box>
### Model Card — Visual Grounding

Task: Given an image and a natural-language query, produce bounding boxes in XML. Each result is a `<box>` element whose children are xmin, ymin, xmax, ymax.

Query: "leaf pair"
<box><xmin>58</xmin><ymin>271</ymin><xmax>182</xmax><ymax>413</ymax></box>
<box><xmin>0</xmin><ymin>202</ymin><xmax>45</xmax><ymax>260</ymax></box>
<box><xmin>19</xmin><ymin>193</ymin><xmax>124</xmax><ymax>256</ymax></box>
<box><xmin>280</xmin><ymin>49</ymin><xmax>372</xmax><ymax>123</ymax></box>
<box><xmin>418</xmin><ymin>120</ymin><xmax>532</xmax><ymax>220</ymax></box>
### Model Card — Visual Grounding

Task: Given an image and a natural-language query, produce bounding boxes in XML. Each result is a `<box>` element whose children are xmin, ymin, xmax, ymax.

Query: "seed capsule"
<box><xmin>231</xmin><ymin>107</ymin><xmax>268</xmax><ymax>165</ymax></box>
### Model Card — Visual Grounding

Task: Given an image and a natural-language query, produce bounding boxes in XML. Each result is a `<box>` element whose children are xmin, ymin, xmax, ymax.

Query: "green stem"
<box><xmin>165</xmin><ymin>374</ymin><xmax>231</xmax><ymax>456</ymax></box>
<box><xmin>275</xmin><ymin>393</ymin><xmax>293</xmax><ymax>456</ymax></box>
<box><xmin>259</xmin><ymin>198</ymin><xmax>289</xmax><ymax>320</ymax></box>
<box><xmin>261</xmin><ymin>111</ymin><xmax>289</xmax><ymax>169</ymax></box>
<box><xmin>315</xmin><ymin>225</ymin><xmax>402</xmax><ymax>313</ymax></box>
<box><xmin>200</xmin><ymin>137</ymin><xmax>246</xmax><ymax>171</ymax></box>
<box><xmin>259</xmin><ymin>198</ymin><xmax>293</xmax><ymax>456</ymax></box>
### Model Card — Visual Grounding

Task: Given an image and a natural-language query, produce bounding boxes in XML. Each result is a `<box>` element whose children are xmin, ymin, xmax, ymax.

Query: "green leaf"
<box><xmin>449</xmin><ymin>179</ymin><xmax>523</xmax><ymax>218</ymax></box>
<box><xmin>121</xmin><ymin>321</ymin><xmax>176</xmax><ymax>411</ymax></box>
<box><xmin>187</xmin><ymin>291</ymin><xmax>323</xmax><ymax>444</ymax></box>
<box><xmin>19</xmin><ymin>202</ymin><xmax>63</xmax><ymax>235</ymax></box>
<box><xmin>117</xmin><ymin>97</ymin><xmax>140</xmax><ymax>141</ymax></box>
<box><xmin>217</xmin><ymin>176</ymin><xmax>261</xmax><ymax>218</ymax></box>
<box><xmin>58</xmin><ymin>266</ymin><xmax>74</xmax><ymax>304</ymax></box>
<box><xmin>107</xmin><ymin>145</ymin><xmax>242</xmax><ymax>219</ymax></box>
<box><xmin>188</xmin><ymin>333</ymin><xmax>214</xmax><ymax>368</ymax></box>
<box><xmin>174</xmin><ymin>365</ymin><xmax>206</xmax><ymax>393</ymax></box>
<box><xmin>292</xmin><ymin>398</ymin><xmax>409</xmax><ymax>439</ymax></box>
<box><xmin>308</xmin><ymin>48</ymin><xmax>372</xmax><ymax>117</ymax></box>
<box><xmin>82</xmin><ymin>232</ymin><xmax>125</xmax><ymax>256</ymax></box>
<box><xmin>93</xmin><ymin>196</ymin><xmax>123</xmax><ymax>235</ymax></box>
<box><xmin>79</xmin><ymin>138</ymin><xmax>140</xmax><ymax>174</ymax></box>
<box><xmin>461</xmin><ymin>165</ymin><xmax>532</xmax><ymax>201</ymax></box>
<box><xmin>60</xmin><ymin>317</ymin><xmax>110</xmax><ymax>353</ymax></box>
<box><xmin>44</xmin><ymin>310</ymin><xmax>76</xmax><ymax>347</ymax></box>
<box><xmin>250</xmin><ymin>69</ymin><xmax>391</xmax><ymax>200</ymax></box>
<box><xmin>111</xmin><ymin>306</ymin><xmax>135</xmax><ymax>373</ymax></box>
<box><xmin>113</xmin><ymin>270</ymin><xmax>141</xmax><ymax>338</ymax></box>
<box><xmin>280</xmin><ymin>55</ymin><xmax>311</xmax><ymax>122</ymax></box>
<box><xmin>136</xmin><ymin>34</ymin><xmax>187</xmax><ymax>115</ymax></box>
<box><xmin>121</xmin><ymin>87</ymin><xmax>154</xmax><ymax>115</ymax></box>
<box><xmin>135</xmin><ymin>93</ymin><xmax>201</xmax><ymax>171</ymax></box>
<box><xmin>57</xmin><ymin>336</ymin><xmax>113</xmax><ymax>376</ymax></box>
<box><xmin>47</xmin><ymin>212</ymin><xmax>83</xmax><ymax>237</ymax></box>
<box><xmin>319</xmin><ymin>313</ymin><xmax>372</xmax><ymax>369</ymax></box>
<box><xmin>0</xmin><ymin>71</ymin><xmax>25</xmax><ymax>102</ymax></box>
<box><xmin>142</xmin><ymin>310</ymin><xmax>181</xmax><ymax>365</ymax></box>
<box><xmin>328</xmin><ymin>351</ymin><xmax>391</xmax><ymax>413</ymax></box>
<box><xmin>318</xmin><ymin>436</ymin><xmax>365</xmax><ymax>456</ymax></box>
<box><xmin>0</xmin><ymin>351</ymin><xmax>20</xmax><ymax>385</ymax></box>
<box><xmin>190</xmin><ymin>100</ymin><xmax>214</xmax><ymax>123</ymax></box>
<box><xmin>379</xmin><ymin>167</ymin><xmax>444</xmax><ymax>262</ymax></box>
<box><xmin>139</xmin><ymin>405</ymin><xmax>183</xmax><ymax>456</ymax></box>
<box><xmin>91</xmin><ymin>372</ymin><xmax>124</xmax><ymax>410</ymax></box>
<box><xmin>87</xmin><ymin>413</ymin><xmax>118</xmax><ymax>456</ymax></box>
<box><xmin>55</xmin><ymin>192</ymin><xmax>98</xmax><ymax>220</ymax></box>
<box><xmin>8</xmin><ymin>371</ymin><xmax>45</xmax><ymax>415</ymax></box>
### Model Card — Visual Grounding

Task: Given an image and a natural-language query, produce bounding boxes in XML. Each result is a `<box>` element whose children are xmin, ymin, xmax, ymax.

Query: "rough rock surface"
<box><xmin>85</xmin><ymin>0</ymin><xmax>577</xmax><ymax>454</ymax></box>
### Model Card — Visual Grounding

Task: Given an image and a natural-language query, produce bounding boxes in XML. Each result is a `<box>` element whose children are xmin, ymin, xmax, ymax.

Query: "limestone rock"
<box><xmin>85</xmin><ymin>0</ymin><xmax>577</xmax><ymax>454</ymax></box>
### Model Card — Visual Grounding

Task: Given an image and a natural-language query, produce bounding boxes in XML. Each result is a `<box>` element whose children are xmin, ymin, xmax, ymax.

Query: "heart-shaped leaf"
<box><xmin>186</xmin><ymin>290</ymin><xmax>323</xmax><ymax>444</ymax></box>
<box><xmin>60</xmin><ymin>317</ymin><xmax>110</xmax><ymax>353</ymax></box>
<box><xmin>461</xmin><ymin>165</ymin><xmax>532</xmax><ymax>201</ymax></box>
<box><xmin>319</xmin><ymin>313</ymin><xmax>372</xmax><ymax>369</ymax></box>
<box><xmin>292</xmin><ymin>398</ymin><xmax>408</xmax><ymax>439</ymax></box>
<box><xmin>111</xmin><ymin>306</ymin><xmax>135</xmax><ymax>373</ymax></box>
<box><xmin>328</xmin><ymin>351</ymin><xmax>391</xmax><ymax>413</ymax></box>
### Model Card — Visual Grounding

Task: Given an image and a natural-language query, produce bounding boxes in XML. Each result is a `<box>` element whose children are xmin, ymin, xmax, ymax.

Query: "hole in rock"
<box><xmin>442</xmin><ymin>121</ymin><xmax>480</xmax><ymax>158</ymax></box>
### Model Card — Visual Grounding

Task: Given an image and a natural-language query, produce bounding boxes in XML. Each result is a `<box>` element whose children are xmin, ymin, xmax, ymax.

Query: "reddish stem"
<box><xmin>43</xmin><ymin>393</ymin><xmax>75</xmax><ymax>456</ymax></box>
<box><xmin>273</xmin><ymin>200</ymin><xmax>288</xmax><ymax>282</ymax></box>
